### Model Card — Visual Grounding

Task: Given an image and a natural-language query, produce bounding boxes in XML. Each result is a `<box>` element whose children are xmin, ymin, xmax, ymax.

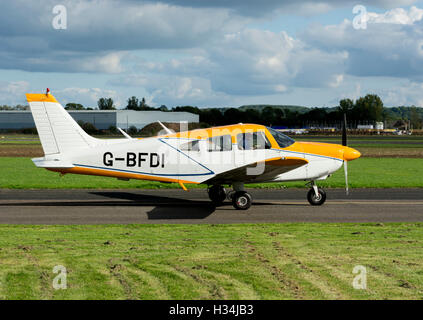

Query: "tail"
<box><xmin>26</xmin><ymin>92</ymin><xmax>99</xmax><ymax>155</ymax></box>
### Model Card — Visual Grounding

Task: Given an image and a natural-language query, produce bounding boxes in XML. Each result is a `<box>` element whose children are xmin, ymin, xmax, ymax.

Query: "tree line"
<box><xmin>1</xmin><ymin>93</ymin><xmax>422</xmax><ymax>129</ymax></box>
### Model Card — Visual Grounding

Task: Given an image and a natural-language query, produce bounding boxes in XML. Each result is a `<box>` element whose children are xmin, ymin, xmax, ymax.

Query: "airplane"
<box><xmin>26</xmin><ymin>90</ymin><xmax>361</xmax><ymax>210</ymax></box>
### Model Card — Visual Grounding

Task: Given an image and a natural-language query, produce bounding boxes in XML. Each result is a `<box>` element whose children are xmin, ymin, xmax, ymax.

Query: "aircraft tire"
<box><xmin>307</xmin><ymin>188</ymin><xmax>326</xmax><ymax>206</ymax></box>
<box><xmin>232</xmin><ymin>191</ymin><xmax>252</xmax><ymax>210</ymax></box>
<box><xmin>208</xmin><ymin>185</ymin><xmax>227</xmax><ymax>204</ymax></box>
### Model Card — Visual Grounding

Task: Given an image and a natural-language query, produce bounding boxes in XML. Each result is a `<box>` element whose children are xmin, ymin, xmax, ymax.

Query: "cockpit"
<box><xmin>266</xmin><ymin>127</ymin><xmax>295</xmax><ymax>148</ymax></box>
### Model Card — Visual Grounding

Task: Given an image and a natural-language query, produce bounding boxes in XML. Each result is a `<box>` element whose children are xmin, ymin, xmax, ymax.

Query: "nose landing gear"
<box><xmin>307</xmin><ymin>182</ymin><xmax>326</xmax><ymax>206</ymax></box>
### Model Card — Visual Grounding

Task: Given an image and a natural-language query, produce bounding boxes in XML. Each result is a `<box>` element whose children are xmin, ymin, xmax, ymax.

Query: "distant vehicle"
<box><xmin>375</xmin><ymin>122</ymin><xmax>384</xmax><ymax>130</ymax></box>
<box><xmin>357</xmin><ymin>125</ymin><xmax>374</xmax><ymax>129</ymax></box>
<box><xmin>26</xmin><ymin>90</ymin><xmax>361</xmax><ymax>210</ymax></box>
<box><xmin>277</xmin><ymin>128</ymin><xmax>308</xmax><ymax>135</ymax></box>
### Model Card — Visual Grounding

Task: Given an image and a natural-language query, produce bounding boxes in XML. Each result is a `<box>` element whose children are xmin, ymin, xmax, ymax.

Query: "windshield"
<box><xmin>267</xmin><ymin>127</ymin><xmax>295</xmax><ymax>148</ymax></box>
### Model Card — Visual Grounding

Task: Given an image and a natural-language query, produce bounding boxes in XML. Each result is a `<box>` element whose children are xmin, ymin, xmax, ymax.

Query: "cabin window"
<box><xmin>267</xmin><ymin>127</ymin><xmax>295</xmax><ymax>148</ymax></box>
<box><xmin>180</xmin><ymin>140</ymin><xmax>200</xmax><ymax>152</ymax></box>
<box><xmin>237</xmin><ymin>132</ymin><xmax>271</xmax><ymax>150</ymax></box>
<box><xmin>207</xmin><ymin>135</ymin><xmax>232</xmax><ymax>152</ymax></box>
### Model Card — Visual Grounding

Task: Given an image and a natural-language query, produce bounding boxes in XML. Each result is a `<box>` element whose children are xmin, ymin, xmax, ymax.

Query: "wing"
<box><xmin>205</xmin><ymin>156</ymin><xmax>308</xmax><ymax>184</ymax></box>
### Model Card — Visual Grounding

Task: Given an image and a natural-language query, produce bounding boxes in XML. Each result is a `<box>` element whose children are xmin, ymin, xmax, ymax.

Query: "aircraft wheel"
<box><xmin>307</xmin><ymin>188</ymin><xmax>326</xmax><ymax>206</ymax></box>
<box><xmin>227</xmin><ymin>190</ymin><xmax>236</xmax><ymax>201</ymax></box>
<box><xmin>208</xmin><ymin>185</ymin><xmax>227</xmax><ymax>204</ymax></box>
<box><xmin>232</xmin><ymin>191</ymin><xmax>252</xmax><ymax>210</ymax></box>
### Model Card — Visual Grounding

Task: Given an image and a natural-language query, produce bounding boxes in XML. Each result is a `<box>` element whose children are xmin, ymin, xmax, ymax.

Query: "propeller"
<box><xmin>342</xmin><ymin>112</ymin><xmax>349</xmax><ymax>195</ymax></box>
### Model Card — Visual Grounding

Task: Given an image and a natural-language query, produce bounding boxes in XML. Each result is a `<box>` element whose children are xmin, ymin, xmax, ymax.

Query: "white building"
<box><xmin>0</xmin><ymin>110</ymin><xmax>199</xmax><ymax>130</ymax></box>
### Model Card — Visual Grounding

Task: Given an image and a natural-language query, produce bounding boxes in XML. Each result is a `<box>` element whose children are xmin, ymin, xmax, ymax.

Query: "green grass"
<box><xmin>0</xmin><ymin>223</ymin><xmax>422</xmax><ymax>300</ymax></box>
<box><xmin>0</xmin><ymin>157</ymin><xmax>422</xmax><ymax>189</ymax></box>
<box><xmin>351</xmin><ymin>144</ymin><xmax>423</xmax><ymax>148</ymax></box>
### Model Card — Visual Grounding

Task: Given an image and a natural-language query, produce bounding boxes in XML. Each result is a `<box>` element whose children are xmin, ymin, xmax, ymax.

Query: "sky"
<box><xmin>1</xmin><ymin>0</ymin><xmax>423</xmax><ymax>109</ymax></box>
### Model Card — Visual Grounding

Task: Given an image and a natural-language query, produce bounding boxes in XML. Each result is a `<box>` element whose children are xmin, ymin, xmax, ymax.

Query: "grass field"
<box><xmin>0</xmin><ymin>134</ymin><xmax>422</xmax><ymax>301</ymax></box>
<box><xmin>0</xmin><ymin>223</ymin><xmax>422</xmax><ymax>300</ymax></box>
<box><xmin>0</xmin><ymin>157</ymin><xmax>422</xmax><ymax>189</ymax></box>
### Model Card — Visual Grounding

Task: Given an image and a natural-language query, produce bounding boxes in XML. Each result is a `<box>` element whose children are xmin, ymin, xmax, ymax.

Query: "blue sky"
<box><xmin>1</xmin><ymin>0</ymin><xmax>423</xmax><ymax>109</ymax></box>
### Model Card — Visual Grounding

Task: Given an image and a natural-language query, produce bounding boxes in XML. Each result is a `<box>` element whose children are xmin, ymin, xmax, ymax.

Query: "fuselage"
<box><xmin>49</xmin><ymin>123</ymin><xmax>361</xmax><ymax>185</ymax></box>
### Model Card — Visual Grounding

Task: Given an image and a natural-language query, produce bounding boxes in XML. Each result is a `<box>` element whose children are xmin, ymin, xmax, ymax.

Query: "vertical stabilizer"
<box><xmin>26</xmin><ymin>93</ymin><xmax>99</xmax><ymax>155</ymax></box>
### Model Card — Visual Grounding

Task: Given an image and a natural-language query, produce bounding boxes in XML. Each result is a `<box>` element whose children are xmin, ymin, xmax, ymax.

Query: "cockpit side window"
<box><xmin>267</xmin><ymin>127</ymin><xmax>295</xmax><ymax>148</ymax></box>
<box><xmin>207</xmin><ymin>135</ymin><xmax>232</xmax><ymax>152</ymax></box>
<box><xmin>237</xmin><ymin>132</ymin><xmax>271</xmax><ymax>150</ymax></box>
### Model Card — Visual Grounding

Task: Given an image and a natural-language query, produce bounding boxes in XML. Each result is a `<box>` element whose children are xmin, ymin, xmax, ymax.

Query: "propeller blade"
<box><xmin>342</xmin><ymin>112</ymin><xmax>347</xmax><ymax>146</ymax></box>
<box><xmin>344</xmin><ymin>160</ymin><xmax>349</xmax><ymax>195</ymax></box>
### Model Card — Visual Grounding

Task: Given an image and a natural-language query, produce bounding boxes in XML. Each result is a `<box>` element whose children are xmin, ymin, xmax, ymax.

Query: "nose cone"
<box><xmin>343</xmin><ymin>147</ymin><xmax>361</xmax><ymax>161</ymax></box>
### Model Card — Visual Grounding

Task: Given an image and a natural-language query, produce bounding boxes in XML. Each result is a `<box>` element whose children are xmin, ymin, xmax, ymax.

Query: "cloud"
<box><xmin>54</xmin><ymin>87</ymin><xmax>121</xmax><ymax>107</ymax></box>
<box><xmin>110</xmin><ymin>74</ymin><xmax>231</xmax><ymax>106</ymax></box>
<box><xmin>0</xmin><ymin>1</ymin><xmax>419</xmax><ymax>74</ymax></box>
<box><xmin>2</xmin><ymin>1</ymin><xmax>423</xmax><ymax>107</ymax></box>
<box><xmin>0</xmin><ymin>1</ymin><xmax>240</xmax><ymax>50</ymax></box>
<box><xmin>300</xmin><ymin>6</ymin><xmax>423</xmax><ymax>79</ymax></box>
<box><xmin>381</xmin><ymin>81</ymin><xmax>423</xmax><ymax>106</ymax></box>
<box><xmin>158</xmin><ymin>0</ymin><xmax>418</xmax><ymax>16</ymax></box>
<box><xmin>131</xmin><ymin>29</ymin><xmax>348</xmax><ymax>97</ymax></box>
<box><xmin>0</xmin><ymin>0</ymin><xmax>244</xmax><ymax>74</ymax></box>
<box><xmin>366</xmin><ymin>6</ymin><xmax>423</xmax><ymax>24</ymax></box>
<box><xmin>0</xmin><ymin>81</ymin><xmax>30</xmax><ymax>105</ymax></box>
<box><xmin>0</xmin><ymin>50</ymin><xmax>127</xmax><ymax>74</ymax></box>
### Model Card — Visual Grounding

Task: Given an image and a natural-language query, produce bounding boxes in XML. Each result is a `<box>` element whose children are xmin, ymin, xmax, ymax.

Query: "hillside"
<box><xmin>238</xmin><ymin>105</ymin><xmax>310</xmax><ymax>113</ymax></box>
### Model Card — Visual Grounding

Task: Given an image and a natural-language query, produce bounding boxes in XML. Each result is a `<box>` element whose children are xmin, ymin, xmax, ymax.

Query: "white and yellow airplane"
<box><xmin>26</xmin><ymin>91</ymin><xmax>361</xmax><ymax>210</ymax></box>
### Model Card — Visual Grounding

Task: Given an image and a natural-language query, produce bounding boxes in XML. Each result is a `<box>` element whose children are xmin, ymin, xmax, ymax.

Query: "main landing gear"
<box><xmin>208</xmin><ymin>181</ymin><xmax>326</xmax><ymax>209</ymax></box>
<box><xmin>307</xmin><ymin>182</ymin><xmax>326</xmax><ymax>206</ymax></box>
<box><xmin>207</xmin><ymin>185</ymin><xmax>227</xmax><ymax>205</ymax></box>
<box><xmin>207</xmin><ymin>183</ymin><xmax>252</xmax><ymax>210</ymax></box>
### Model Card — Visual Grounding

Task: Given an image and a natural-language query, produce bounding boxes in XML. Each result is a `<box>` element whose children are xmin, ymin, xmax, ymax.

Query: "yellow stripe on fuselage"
<box><xmin>48</xmin><ymin>167</ymin><xmax>199</xmax><ymax>184</ymax></box>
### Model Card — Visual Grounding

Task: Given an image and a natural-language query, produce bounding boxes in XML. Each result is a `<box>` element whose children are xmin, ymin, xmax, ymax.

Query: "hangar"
<box><xmin>0</xmin><ymin>109</ymin><xmax>199</xmax><ymax>130</ymax></box>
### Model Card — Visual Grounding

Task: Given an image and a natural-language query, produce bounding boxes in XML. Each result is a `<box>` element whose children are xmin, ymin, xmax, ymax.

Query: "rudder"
<box><xmin>26</xmin><ymin>93</ymin><xmax>98</xmax><ymax>155</ymax></box>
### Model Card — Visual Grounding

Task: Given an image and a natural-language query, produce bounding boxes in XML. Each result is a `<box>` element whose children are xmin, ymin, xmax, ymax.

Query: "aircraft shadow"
<box><xmin>91</xmin><ymin>192</ymin><xmax>216</xmax><ymax>219</ymax></box>
<box><xmin>0</xmin><ymin>192</ymin><xmax>217</xmax><ymax>220</ymax></box>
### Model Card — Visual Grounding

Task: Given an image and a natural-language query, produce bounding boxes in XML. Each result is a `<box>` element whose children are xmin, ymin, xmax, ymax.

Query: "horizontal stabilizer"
<box><xmin>32</xmin><ymin>157</ymin><xmax>74</xmax><ymax>168</ymax></box>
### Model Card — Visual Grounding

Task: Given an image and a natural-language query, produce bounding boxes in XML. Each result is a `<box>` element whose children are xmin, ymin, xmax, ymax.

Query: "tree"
<box><xmin>224</xmin><ymin>108</ymin><xmax>243</xmax><ymax>124</ymax></box>
<box><xmin>77</xmin><ymin>120</ymin><xmax>98</xmax><ymax>134</ymax></box>
<box><xmin>97</xmin><ymin>98</ymin><xmax>115</xmax><ymax>110</ymax></box>
<box><xmin>65</xmin><ymin>103</ymin><xmax>85</xmax><ymax>110</ymax></box>
<box><xmin>140</xmin><ymin>97</ymin><xmax>147</xmax><ymax>109</ymax></box>
<box><xmin>243</xmin><ymin>108</ymin><xmax>261</xmax><ymax>124</ymax></box>
<box><xmin>410</xmin><ymin>106</ymin><xmax>422</xmax><ymax>129</ymax></box>
<box><xmin>128</xmin><ymin>126</ymin><xmax>138</xmax><ymax>135</ymax></box>
<box><xmin>126</xmin><ymin>96</ymin><xmax>139</xmax><ymax>110</ymax></box>
<box><xmin>338</xmin><ymin>98</ymin><xmax>354</xmax><ymax>115</ymax></box>
<box><xmin>200</xmin><ymin>108</ymin><xmax>224</xmax><ymax>125</ymax></box>
<box><xmin>261</xmin><ymin>107</ymin><xmax>277</xmax><ymax>126</ymax></box>
<box><xmin>353</xmin><ymin>94</ymin><xmax>383</xmax><ymax>122</ymax></box>
<box><xmin>108</xmin><ymin>125</ymin><xmax>118</xmax><ymax>134</ymax></box>
<box><xmin>139</xmin><ymin>97</ymin><xmax>153</xmax><ymax>110</ymax></box>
